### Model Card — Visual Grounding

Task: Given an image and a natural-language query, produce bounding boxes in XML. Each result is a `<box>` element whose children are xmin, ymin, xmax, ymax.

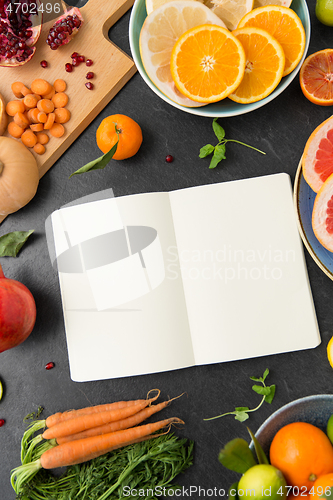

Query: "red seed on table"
<box><xmin>71</xmin><ymin>51</ymin><xmax>79</xmax><ymax>58</ymax></box>
<box><xmin>45</xmin><ymin>362</ymin><xmax>55</xmax><ymax>370</ymax></box>
<box><xmin>72</xmin><ymin>58</ymin><xmax>80</xmax><ymax>67</ymax></box>
<box><xmin>78</xmin><ymin>55</ymin><xmax>85</xmax><ymax>63</ymax></box>
<box><xmin>86</xmin><ymin>72</ymin><xmax>94</xmax><ymax>79</ymax></box>
<box><xmin>86</xmin><ymin>59</ymin><xmax>93</xmax><ymax>66</ymax></box>
<box><xmin>85</xmin><ymin>82</ymin><xmax>94</xmax><ymax>90</ymax></box>
<box><xmin>65</xmin><ymin>63</ymin><xmax>73</xmax><ymax>72</ymax></box>
<box><xmin>165</xmin><ymin>155</ymin><xmax>174</xmax><ymax>163</ymax></box>
<box><xmin>0</xmin><ymin>419</ymin><xmax>5</xmax><ymax>427</ymax></box>
<box><xmin>40</xmin><ymin>60</ymin><xmax>48</xmax><ymax>68</ymax></box>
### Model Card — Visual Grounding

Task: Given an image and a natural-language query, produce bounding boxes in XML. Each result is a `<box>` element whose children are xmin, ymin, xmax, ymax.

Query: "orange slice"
<box><xmin>302</xmin><ymin>115</ymin><xmax>333</xmax><ymax>193</ymax></box>
<box><xmin>170</xmin><ymin>24</ymin><xmax>246</xmax><ymax>103</ymax></box>
<box><xmin>139</xmin><ymin>1</ymin><xmax>227</xmax><ymax>108</ymax></box>
<box><xmin>228</xmin><ymin>27</ymin><xmax>285</xmax><ymax>104</ymax></box>
<box><xmin>237</xmin><ymin>5</ymin><xmax>306</xmax><ymax>76</ymax></box>
<box><xmin>300</xmin><ymin>49</ymin><xmax>333</xmax><ymax>106</ymax></box>
<box><xmin>312</xmin><ymin>173</ymin><xmax>333</xmax><ymax>252</ymax></box>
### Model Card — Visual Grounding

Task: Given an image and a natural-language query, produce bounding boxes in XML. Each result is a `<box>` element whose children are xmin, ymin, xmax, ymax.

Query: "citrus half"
<box><xmin>228</xmin><ymin>27</ymin><xmax>285</xmax><ymax>104</ymax></box>
<box><xmin>170</xmin><ymin>24</ymin><xmax>246</xmax><ymax>103</ymax></box>
<box><xmin>300</xmin><ymin>49</ymin><xmax>333</xmax><ymax>106</ymax></box>
<box><xmin>237</xmin><ymin>5</ymin><xmax>306</xmax><ymax>76</ymax></box>
<box><xmin>302</xmin><ymin>115</ymin><xmax>333</xmax><ymax>193</ymax></box>
<box><xmin>145</xmin><ymin>0</ymin><xmax>202</xmax><ymax>15</ymax></box>
<box><xmin>312</xmin><ymin>173</ymin><xmax>333</xmax><ymax>252</ymax></box>
<box><xmin>139</xmin><ymin>1</ymin><xmax>227</xmax><ymax>107</ymax></box>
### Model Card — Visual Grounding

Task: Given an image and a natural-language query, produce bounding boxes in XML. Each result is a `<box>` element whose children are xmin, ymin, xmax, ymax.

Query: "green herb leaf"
<box><xmin>218</xmin><ymin>438</ymin><xmax>256</xmax><ymax>473</ymax></box>
<box><xmin>70</xmin><ymin>138</ymin><xmax>118</xmax><ymax>178</ymax></box>
<box><xmin>0</xmin><ymin>230</ymin><xmax>34</xmax><ymax>257</ymax></box>
<box><xmin>235</xmin><ymin>407</ymin><xmax>250</xmax><ymax>412</ymax></box>
<box><xmin>262</xmin><ymin>368</ymin><xmax>269</xmax><ymax>381</ymax></box>
<box><xmin>199</xmin><ymin>144</ymin><xmax>215</xmax><ymax>158</ymax></box>
<box><xmin>209</xmin><ymin>144</ymin><xmax>226</xmax><ymax>169</ymax></box>
<box><xmin>247</xmin><ymin>427</ymin><xmax>269</xmax><ymax>465</ymax></box>
<box><xmin>228</xmin><ymin>482</ymin><xmax>239</xmax><ymax>500</ymax></box>
<box><xmin>249</xmin><ymin>376</ymin><xmax>263</xmax><ymax>382</ymax></box>
<box><xmin>235</xmin><ymin>412</ymin><xmax>249</xmax><ymax>422</ymax></box>
<box><xmin>264</xmin><ymin>385</ymin><xmax>275</xmax><ymax>404</ymax></box>
<box><xmin>252</xmin><ymin>385</ymin><xmax>271</xmax><ymax>396</ymax></box>
<box><xmin>213</xmin><ymin>117</ymin><xmax>225</xmax><ymax>141</ymax></box>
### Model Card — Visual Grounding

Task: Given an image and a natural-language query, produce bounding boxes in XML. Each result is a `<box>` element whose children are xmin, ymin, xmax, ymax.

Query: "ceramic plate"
<box><xmin>254</xmin><ymin>394</ymin><xmax>333</xmax><ymax>456</ymax></box>
<box><xmin>294</xmin><ymin>159</ymin><xmax>333</xmax><ymax>281</ymax></box>
<box><xmin>129</xmin><ymin>0</ymin><xmax>311</xmax><ymax>117</ymax></box>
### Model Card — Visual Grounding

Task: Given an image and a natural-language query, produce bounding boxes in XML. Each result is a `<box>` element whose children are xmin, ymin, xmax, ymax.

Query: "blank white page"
<box><xmin>169</xmin><ymin>173</ymin><xmax>320</xmax><ymax>365</ymax></box>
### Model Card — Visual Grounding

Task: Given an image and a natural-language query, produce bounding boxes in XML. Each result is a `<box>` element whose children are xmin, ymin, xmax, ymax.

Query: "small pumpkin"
<box><xmin>0</xmin><ymin>137</ymin><xmax>39</xmax><ymax>215</ymax></box>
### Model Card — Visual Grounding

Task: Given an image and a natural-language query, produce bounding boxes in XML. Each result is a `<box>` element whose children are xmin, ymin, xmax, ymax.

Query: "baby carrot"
<box><xmin>56</xmin><ymin>396</ymin><xmax>176</xmax><ymax>444</ymax></box>
<box><xmin>45</xmin><ymin>389</ymin><xmax>160</xmax><ymax>427</ymax></box>
<box><xmin>40</xmin><ymin>417</ymin><xmax>184</xmax><ymax>469</ymax></box>
<box><xmin>42</xmin><ymin>400</ymin><xmax>151</xmax><ymax>440</ymax></box>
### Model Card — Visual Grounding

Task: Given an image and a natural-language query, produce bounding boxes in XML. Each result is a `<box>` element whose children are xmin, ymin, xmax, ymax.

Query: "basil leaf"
<box><xmin>218</xmin><ymin>438</ymin><xmax>256</xmax><ymax>473</ymax></box>
<box><xmin>247</xmin><ymin>427</ymin><xmax>269</xmax><ymax>465</ymax></box>
<box><xmin>264</xmin><ymin>385</ymin><xmax>276</xmax><ymax>404</ymax></box>
<box><xmin>213</xmin><ymin>117</ymin><xmax>225</xmax><ymax>141</ymax></box>
<box><xmin>199</xmin><ymin>144</ymin><xmax>215</xmax><ymax>158</ymax></box>
<box><xmin>0</xmin><ymin>230</ymin><xmax>34</xmax><ymax>257</ymax></box>
<box><xmin>70</xmin><ymin>140</ymin><xmax>118</xmax><ymax>178</ymax></box>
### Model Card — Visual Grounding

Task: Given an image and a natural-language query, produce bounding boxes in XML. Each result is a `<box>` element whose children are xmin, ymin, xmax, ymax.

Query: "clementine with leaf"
<box><xmin>96</xmin><ymin>114</ymin><xmax>143</xmax><ymax>160</ymax></box>
<box><xmin>269</xmin><ymin>422</ymin><xmax>333</xmax><ymax>490</ymax></box>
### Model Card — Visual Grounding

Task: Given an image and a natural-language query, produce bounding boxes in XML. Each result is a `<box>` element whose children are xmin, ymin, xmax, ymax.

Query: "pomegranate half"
<box><xmin>46</xmin><ymin>7</ymin><xmax>83</xmax><ymax>50</ymax></box>
<box><xmin>0</xmin><ymin>264</ymin><xmax>36</xmax><ymax>353</ymax></box>
<box><xmin>0</xmin><ymin>0</ymin><xmax>43</xmax><ymax>67</ymax></box>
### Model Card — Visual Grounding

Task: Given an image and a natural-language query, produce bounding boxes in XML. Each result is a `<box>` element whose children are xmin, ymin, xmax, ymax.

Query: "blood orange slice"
<box><xmin>302</xmin><ymin>115</ymin><xmax>333</xmax><ymax>193</ymax></box>
<box><xmin>300</xmin><ymin>49</ymin><xmax>333</xmax><ymax>106</ymax></box>
<box><xmin>312</xmin><ymin>173</ymin><xmax>333</xmax><ymax>252</ymax></box>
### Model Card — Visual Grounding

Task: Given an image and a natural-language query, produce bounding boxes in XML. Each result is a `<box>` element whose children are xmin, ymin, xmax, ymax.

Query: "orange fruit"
<box><xmin>302</xmin><ymin>115</ymin><xmax>333</xmax><ymax>193</ymax></box>
<box><xmin>170</xmin><ymin>24</ymin><xmax>246</xmax><ymax>103</ymax></box>
<box><xmin>228</xmin><ymin>27</ymin><xmax>285</xmax><ymax>104</ymax></box>
<box><xmin>269</xmin><ymin>422</ymin><xmax>333</xmax><ymax>490</ymax></box>
<box><xmin>312</xmin><ymin>172</ymin><xmax>333</xmax><ymax>251</ymax></box>
<box><xmin>300</xmin><ymin>49</ymin><xmax>333</xmax><ymax>106</ymax></box>
<box><xmin>310</xmin><ymin>473</ymin><xmax>333</xmax><ymax>500</ymax></box>
<box><xmin>96</xmin><ymin>114</ymin><xmax>143</xmax><ymax>160</ymax></box>
<box><xmin>237</xmin><ymin>5</ymin><xmax>306</xmax><ymax>77</ymax></box>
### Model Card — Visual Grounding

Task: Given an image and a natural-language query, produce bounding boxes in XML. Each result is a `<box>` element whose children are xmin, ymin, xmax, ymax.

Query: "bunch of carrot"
<box><xmin>11</xmin><ymin>390</ymin><xmax>184</xmax><ymax>493</ymax></box>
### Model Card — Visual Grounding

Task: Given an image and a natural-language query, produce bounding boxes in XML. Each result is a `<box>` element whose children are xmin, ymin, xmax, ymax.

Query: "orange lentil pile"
<box><xmin>6</xmin><ymin>78</ymin><xmax>70</xmax><ymax>155</ymax></box>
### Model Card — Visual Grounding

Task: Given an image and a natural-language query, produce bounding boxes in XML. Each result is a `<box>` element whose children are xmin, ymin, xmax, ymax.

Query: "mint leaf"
<box><xmin>199</xmin><ymin>144</ymin><xmax>215</xmax><ymax>158</ymax></box>
<box><xmin>218</xmin><ymin>438</ymin><xmax>256</xmax><ymax>473</ymax></box>
<box><xmin>0</xmin><ymin>230</ymin><xmax>34</xmax><ymax>257</ymax></box>
<box><xmin>70</xmin><ymin>138</ymin><xmax>118</xmax><ymax>178</ymax></box>
<box><xmin>264</xmin><ymin>385</ymin><xmax>275</xmax><ymax>404</ymax></box>
<box><xmin>213</xmin><ymin>117</ymin><xmax>225</xmax><ymax>141</ymax></box>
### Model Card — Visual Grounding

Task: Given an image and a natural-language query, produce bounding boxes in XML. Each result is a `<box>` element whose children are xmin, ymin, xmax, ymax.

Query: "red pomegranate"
<box><xmin>46</xmin><ymin>7</ymin><xmax>83</xmax><ymax>50</ymax></box>
<box><xmin>0</xmin><ymin>0</ymin><xmax>43</xmax><ymax>67</ymax></box>
<box><xmin>0</xmin><ymin>264</ymin><xmax>36</xmax><ymax>353</ymax></box>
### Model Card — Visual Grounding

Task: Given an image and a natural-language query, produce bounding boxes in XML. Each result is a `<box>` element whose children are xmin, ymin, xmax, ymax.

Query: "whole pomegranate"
<box><xmin>0</xmin><ymin>264</ymin><xmax>36</xmax><ymax>353</ymax></box>
<box><xmin>0</xmin><ymin>0</ymin><xmax>42</xmax><ymax>67</ymax></box>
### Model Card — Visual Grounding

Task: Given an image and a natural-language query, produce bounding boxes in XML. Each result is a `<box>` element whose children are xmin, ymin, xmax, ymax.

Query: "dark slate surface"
<box><xmin>2</xmin><ymin>0</ymin><xmax>333</xmax><ymax>497</ymax></box>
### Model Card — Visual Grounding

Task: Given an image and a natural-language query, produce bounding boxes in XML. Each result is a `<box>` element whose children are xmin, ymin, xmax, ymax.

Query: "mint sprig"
<box><xmin>204</xmin><ymin>368</ymin><xmax>275</xmax><ymax>422</ymax></box>
<box><xmin>199</xmin><ymin>118</ymin><xmax>266</xmax><ymax>169</ymax></box>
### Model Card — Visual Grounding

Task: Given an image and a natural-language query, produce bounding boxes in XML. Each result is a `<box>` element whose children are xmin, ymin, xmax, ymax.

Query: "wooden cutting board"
<box><xmin>0</xmin><ymin>0</ymin><xmax>136</xmax><ymax>221</ymax></box>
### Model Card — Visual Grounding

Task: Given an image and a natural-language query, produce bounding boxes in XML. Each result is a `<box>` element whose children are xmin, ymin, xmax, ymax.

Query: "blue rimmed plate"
<box><xmin>129</xmin><ymin>0</ymin><xmax>311</xmax><ymax>117</ymax></box>
<box><xmin>294</xmin><ymin>159</ymin><xmax>333</xmax><ymax>281</ymax></box>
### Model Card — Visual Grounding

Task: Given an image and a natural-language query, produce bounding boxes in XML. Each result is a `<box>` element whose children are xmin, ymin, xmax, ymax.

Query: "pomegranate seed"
<box><xmin>40</xmin><ymin>60</ymin><xmax>48</xmax><ymax>68</ymax></box>
<box><xmin>85</xmin><ymin>82</ymin><xmax>94</xmax><ymax>90</ymax></box>
<box><xmin>0</xmin><ymin>419</ymin><xmax>5</xmax><ymax>427</ymax></box>
<box><xmin>165</xmin><ymin>155</ymin><xmax>174</xmax><ymax>163</ymax></box>
<box><xmin>45</xmin><ymin>362</ymin><xmax>55</xmax><ymax>370</ymax></box>
<box><xmin>86</xmin><ymin>72</ymin><xmax>94</xmax><ymax>79</ymax></box>
<box><xmin>86</xmin><ymin>59</ymin><xmax>93</xmax><ymax>66</ymax></box>
<box><xmin>65</xmin><ymin>62</ymin><xmax>72</xmax><ymax>72</ymax></box>
<box><xmin>72</xmin><ymin>57</ymin><xmax>79</xmax><ymax>66</ymax></box>
<box><xmin>71</xmin><ymin>51</ymin><xmax>79</xmax><ymax>58</ymax></box>
<box><xmin>78</xmin><ymin>55</ymin><xmax>85</xmax><ymax>63</ymax></box>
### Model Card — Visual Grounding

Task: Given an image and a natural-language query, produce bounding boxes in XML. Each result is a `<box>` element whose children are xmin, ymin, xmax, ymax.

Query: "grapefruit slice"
<box><xmin>139</xmin><ymin>1</ymin><xmax>227</xmax><ymax>107</ymax></box>
<box><xmin>302</xmin><ymin>115</ymin><xmax>333</xmax><ymax>193</ymax></box>
<box><xmin>312</xmin><ymin>173</ymin><xmax>333</xmax><ymax>252</ymax></box>
<box><xmin>204</xmin><ymin>0</ymin><xmax>254</xmax><ymax>31</ymax></box>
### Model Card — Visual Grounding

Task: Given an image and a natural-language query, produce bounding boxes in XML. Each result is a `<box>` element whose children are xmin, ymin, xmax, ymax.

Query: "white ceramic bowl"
<box><xmin>129</xmin><ymin>0</ymin><xmax>311</xmax><ymax>117</ymax></box>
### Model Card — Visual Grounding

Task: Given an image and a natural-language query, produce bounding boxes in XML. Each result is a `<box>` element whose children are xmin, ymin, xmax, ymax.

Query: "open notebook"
<box><xmin>46</xmin><ymin>173</ymin><xmax>320</xmax><ymax>382</ymax></box>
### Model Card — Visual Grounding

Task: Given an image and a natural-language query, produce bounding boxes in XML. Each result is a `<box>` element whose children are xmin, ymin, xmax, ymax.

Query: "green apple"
<box><xmin>316</xmin><ymin>0</ymin><xmax>333</xmax><ymax>26</ymax></box>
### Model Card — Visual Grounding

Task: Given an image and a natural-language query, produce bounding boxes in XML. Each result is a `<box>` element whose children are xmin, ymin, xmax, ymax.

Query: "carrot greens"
<box><xmin>14</xmin><ymin>432</ymin><xmax>194</xmax><ymax>500</ymax></box>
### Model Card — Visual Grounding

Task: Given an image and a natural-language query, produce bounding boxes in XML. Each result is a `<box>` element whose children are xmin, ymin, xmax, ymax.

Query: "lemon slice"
<box><xmin>327</xmin><ymin>336</ymin><xmax>333</xmax><ymax>368</ymax></box>
<box><xmin>205</xmin><ymin>0</ymin><xmax>254</xmax><ymax>31</ymax></box>
<box><xmin>145</xmin><ymin>0</ymin><xmax>203</xmax><ymax>15</ymax></box>
<box><xmin>139</xmin><ymin>0</ymin><xmax>227</xmax><ymax>107</ymax></box>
